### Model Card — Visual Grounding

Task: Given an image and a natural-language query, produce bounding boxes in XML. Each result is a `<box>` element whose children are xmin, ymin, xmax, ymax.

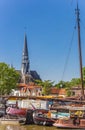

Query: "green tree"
<box><xmin>55</xmin><ymin>80</ymin><xmax>71</xmax><ymax>89</ymax></box>
<box><xmin>55</xmin><ymin>80</ymin><xmax>72</xmax><ymax>97</ymax></box>
<box><xmin>0</xmin><ymin>62</ymin><xmax>20</xmax><ymax>95</ymax></box>
<box><xmin>70</xmin><ymin>78</ymin><xmax>81</xmax><ymax>86</ymax></box>
<box><xmin>34</xmin><ymin>80</ymin><xmax>54</xmax><ymax>95</ymax></box>
<box><xmin>82</xmin><ymin>67</ymin><xmax>85</xmax><ymax>85</ymax></box>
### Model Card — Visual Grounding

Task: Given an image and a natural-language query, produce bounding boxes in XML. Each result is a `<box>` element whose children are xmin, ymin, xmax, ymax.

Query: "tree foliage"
<box><xmin>34</xmin><ymin>80</ymin><xmax>54</xmax><ymax>95</ymax></box>
<box><xmin>70</xmin><ymin>78</ymin><xmax>81</xmax><ymax>86</ymax></box>
<box><xmin>82</xmin><ymin>67</ymin><xmax>85</xmax><ymax>84</ymax></box>
<box><xmin>0</xmin><ymin>62</ymin><xmax>20</xmax><ymax>95</ymax></box>
<box><xmin>34</xmin><ymin>67</ymin><xmax>85</xmax><ymax>96</ymax></box>
<box><xmin>55</xmin><ymin>80</ymin><xmax>71</xmax><ymax>89</ymax></box>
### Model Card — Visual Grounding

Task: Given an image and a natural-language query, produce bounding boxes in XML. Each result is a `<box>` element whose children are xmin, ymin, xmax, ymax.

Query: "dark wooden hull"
<box><xmin>33</xmin><ymin>116</ymin><xmax>54</xmax><ymax>126</ymax></box>
<box><xmin>33</xmin><ymin>109</ymin><xmax>54</xmax><ymax>126</ymax></box>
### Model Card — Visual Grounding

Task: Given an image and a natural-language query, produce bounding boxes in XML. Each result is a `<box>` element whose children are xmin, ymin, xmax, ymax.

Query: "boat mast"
<box><xmin>76</xmin><ymin>3</ymin><xmax>84</xmax><ymax>98</ymax></box>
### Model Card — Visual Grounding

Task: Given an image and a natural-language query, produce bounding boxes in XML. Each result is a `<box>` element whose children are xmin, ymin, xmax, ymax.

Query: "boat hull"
<box><xmin>33</xmin><ymin>116</ymin><xmax>54</xmax><ymax>126</ymax></box>
<box><xmin>53</xmin><ymin>118</ymin><xmax>85</xmax><ymax>129</ymax></box>
<box><xmin>0</xmin><ymin>118</ymin><xmax>25</xmax><ymax>125</ymax></box>
<box><xmin>33</xmin><ymin>109</ymin><xmax>54</xmax><ymax>126</ymax></box>
<box><xmin>6</xmin><ymin>107</ymin><xmax>26</xmax><ymax>116</ymax></box>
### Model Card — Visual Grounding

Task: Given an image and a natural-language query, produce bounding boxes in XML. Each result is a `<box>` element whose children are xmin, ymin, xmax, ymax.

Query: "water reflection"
<box><xmin>1</xmin><ymin>125</ymin><xmax>26</xmax><ymax>130</ymax></box>
<box><xmin>0</xmin><ymin>125</ymin><xmax>57</xmax><ymax>130</ymax></box>
<box><xmin>0</xmin><ymin>125</ymin><xmax>82</xmax><ymax>130</ymax></box>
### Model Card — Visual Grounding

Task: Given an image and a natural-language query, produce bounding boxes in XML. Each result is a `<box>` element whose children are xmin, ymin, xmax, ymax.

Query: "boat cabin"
<box><xmin>69</xmin><ymin>106</ymin><xmax>85</xmax><ymax>118</ymax></box>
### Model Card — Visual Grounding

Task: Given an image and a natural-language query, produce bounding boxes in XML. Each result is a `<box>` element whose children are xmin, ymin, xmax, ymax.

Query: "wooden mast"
<box><xmin>76</xmin><ymin>3</ymin><xmax>84</xmax><ymax>98</ymax></box>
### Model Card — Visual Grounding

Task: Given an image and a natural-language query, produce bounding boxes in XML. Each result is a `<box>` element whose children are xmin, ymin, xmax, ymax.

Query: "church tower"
<box><xmin>21</xmin><ymin>33</ymin><xmax>41</xmax><ymax>84</ymax></box>
<box><xmin>21</xmin><ymin>33</ymin><xmax>32</xmax><ymax>83</ymax></box>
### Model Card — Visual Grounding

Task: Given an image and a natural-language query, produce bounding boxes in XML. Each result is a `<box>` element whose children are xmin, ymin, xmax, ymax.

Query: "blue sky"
<box><xmin>0</xmin><ymin>0</ymin><xmax>85</xmax><ymax>83</ymax></box>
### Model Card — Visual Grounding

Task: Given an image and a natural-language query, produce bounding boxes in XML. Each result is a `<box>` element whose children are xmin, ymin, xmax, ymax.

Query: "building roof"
<box><xmin>18</xmin><ymin>83</ymin><xmax>28</xmax><ymax>87</ymax></box>
<box><xmin>30</xmin><ymin>70</ymin><xmax>41</xmax><ymax>80</ymax></box>
<box><xmin>18</xmin><ymin>82</ymin><xmax>42</xmax><ymax>89</ymax></box>
<box><xmin>51</xmin><ymin>88</ymin><xmax>66</xmax><ymax>95</ymax></box>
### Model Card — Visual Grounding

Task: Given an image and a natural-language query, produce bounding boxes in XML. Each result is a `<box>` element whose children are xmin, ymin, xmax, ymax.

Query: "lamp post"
<box><xmin>60</xmin><ymin>84</ymin><xmax>63</xmax><ymax>88</ymax></box>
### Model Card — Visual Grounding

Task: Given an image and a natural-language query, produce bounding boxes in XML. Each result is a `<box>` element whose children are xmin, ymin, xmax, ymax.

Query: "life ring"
<box><xmin>43</xmin><ymin>121</ymin><xmax>46</xmax><ymax>125</ymax></box>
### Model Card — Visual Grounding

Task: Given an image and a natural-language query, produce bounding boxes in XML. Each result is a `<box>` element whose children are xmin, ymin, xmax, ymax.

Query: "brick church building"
<box><xmin>20</xmin><ymin>33</ymin><xmax>41</xmax><ymax>84</ymax></box>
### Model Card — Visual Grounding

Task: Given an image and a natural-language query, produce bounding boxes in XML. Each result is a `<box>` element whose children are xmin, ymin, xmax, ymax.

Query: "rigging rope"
<box><xmin>61</xmin><ymin>25</ymin><xmax>76</xmax><ymax>81</ymax></box>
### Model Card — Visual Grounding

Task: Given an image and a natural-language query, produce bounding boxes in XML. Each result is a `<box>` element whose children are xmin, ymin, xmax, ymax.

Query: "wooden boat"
<box><xmin>0</xmin><ymin>116</ymin><xmax>26</xmax><ymax>125</ymax></box>
<box><xmin>53</xmin><ymin>118</ymin><xmax>85</xmax><ymax>129</ymax></box>
<box><xmin>0</xmin><ymin>118</ymin><xmax>25</xmax><ymax>125</ymax></box>
<box><xmin>33</xmin><ymin>108</ymin><xmax>70</xmax><ymax>126</ymax></box>
<box><xmin>1</xmin><ymin>107</ymin><xmax>35</xmax><ymax>125</ymax></box>
<box><xmin>53</xmin><ymin>2</ymin><xmax>85</xmax><ymax>129</ymax></box>
<box><xmin>53</xmin><ymin>104</ymin><xmax>85</xmax><ymax>128</ymax></box>
<box><xmin>33</xmin><ymin>109</ymin><xmax>55</xmax><ymax>126</ymax></box>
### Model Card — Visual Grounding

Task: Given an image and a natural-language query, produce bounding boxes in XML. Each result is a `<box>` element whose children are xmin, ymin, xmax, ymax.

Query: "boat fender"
<box><xmin>43</xmin><ymin>121</ymin><xmax>46</xmax><ymax>125</ymax></box>
<box><xmin>79</xmin><ymin>111</ymin><xmax>83</xmax><ymax>117</ymax></box>
<box><xmin>75</xmin><ymin>111</ymin><xmax>83</xmax><ymax>117</ymax></box>
<box><xmin>6</xmin><ymin>107</ymin><xmax>10</xmax><ymax>113</ymax></box>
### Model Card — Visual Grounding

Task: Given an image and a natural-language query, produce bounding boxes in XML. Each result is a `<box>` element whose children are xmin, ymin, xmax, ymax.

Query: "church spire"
<box><xmin>21</xmin><ymin>33</ymin><xmax>30</xmax><ymax>75</ymax></box>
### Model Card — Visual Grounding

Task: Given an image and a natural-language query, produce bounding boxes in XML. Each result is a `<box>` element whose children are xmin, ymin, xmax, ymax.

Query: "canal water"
<box><xmin>0</xmin><ymin>125</ymin><xmax>81</xmax><ymax>130</ymax></box>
